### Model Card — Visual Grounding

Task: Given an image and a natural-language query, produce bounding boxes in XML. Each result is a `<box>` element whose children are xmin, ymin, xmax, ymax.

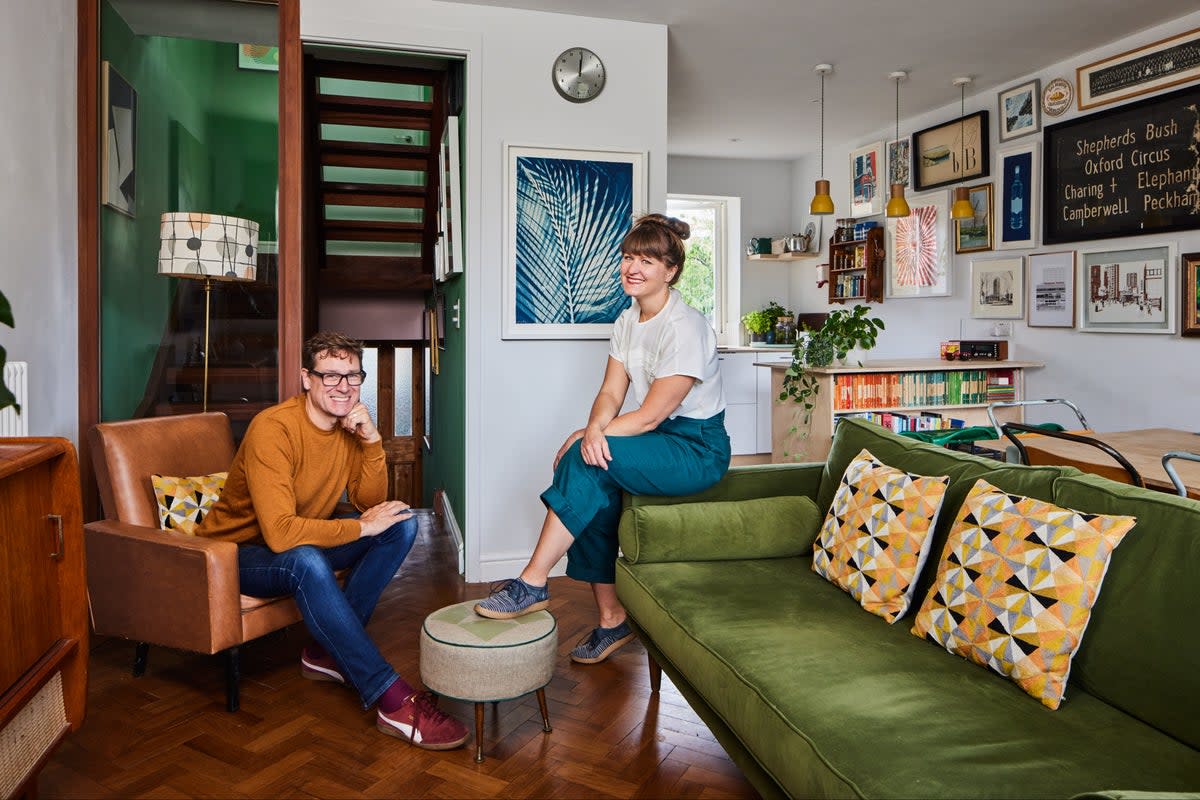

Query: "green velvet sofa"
<box><xmin>615</xmin><ymin>416</ymin><xmax>1200</xmax><ymax>799</ymax></box>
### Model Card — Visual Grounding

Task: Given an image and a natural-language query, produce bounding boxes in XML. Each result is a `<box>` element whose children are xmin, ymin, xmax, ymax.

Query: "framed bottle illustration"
<box><xmin>995</xmin><ymin>142</ymin><xmax>1039</xmax><ymax>250</ymax></box>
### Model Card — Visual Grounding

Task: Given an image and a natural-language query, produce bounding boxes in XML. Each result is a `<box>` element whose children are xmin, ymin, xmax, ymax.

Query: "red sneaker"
<box><xmin>377</xmin><ymin>692</ymin><xmax>470</xmax><ymax>750</ymax></box>
<box><xmin>300</xmin><ymin>646</ymin><xmax>346</xmax><ymax>685</ymax></box>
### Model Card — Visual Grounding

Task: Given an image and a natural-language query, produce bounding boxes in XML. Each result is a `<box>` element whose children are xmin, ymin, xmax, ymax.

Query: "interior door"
<box><xmin>361</xmin><ymin>344</ymin><xmax>425</xmax><ymax>506</ymax></box>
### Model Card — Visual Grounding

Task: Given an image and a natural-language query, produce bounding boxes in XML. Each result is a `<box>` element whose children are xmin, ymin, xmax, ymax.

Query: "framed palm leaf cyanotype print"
<box><xmin>503</xmin><ymin>144</ymin><xmax>647</xmax><ymax>339</ymax></box>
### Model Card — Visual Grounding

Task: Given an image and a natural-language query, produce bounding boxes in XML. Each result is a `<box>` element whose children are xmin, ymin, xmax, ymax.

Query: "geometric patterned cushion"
<box><xmin>911</xmin><ymin>477</ymin><xmax>1136</xmax><ymax>709</ymax></box>
<box><xmin>813</xmin><ymin>448</ymin><xmax>950</xmax><ymax>623</ymax></box>
<box><xmin>150</xmin><ymin>472</ymin><xmax>227</xmax><ymax>536</ymax></box>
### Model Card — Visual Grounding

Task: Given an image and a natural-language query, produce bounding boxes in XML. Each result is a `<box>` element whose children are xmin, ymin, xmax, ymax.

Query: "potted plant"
<box><xmin>741</xmin><ymin>309</ymin><xmax>773</xmax><ymax>343</ymax></box>
<box><xmin>780</xmin><ymin>304</ymin><xmax>884</xmax><ymax>424</ymax></box>
<box><xmin>0</xmin><ymin>290</ymin><xmax>16</xmax><ymax>414</ymax></box>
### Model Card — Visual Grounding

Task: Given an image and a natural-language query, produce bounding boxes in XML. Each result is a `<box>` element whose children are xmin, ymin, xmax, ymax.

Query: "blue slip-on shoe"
<box><xmin>570</xmin><ymin>621</ymin><xmax>636</xmax><ymax>664</ymax></box>
<box><xmin>473</xmin><ymin>578</ymin><xmax>550</xmax><ymax>620</ymax></box>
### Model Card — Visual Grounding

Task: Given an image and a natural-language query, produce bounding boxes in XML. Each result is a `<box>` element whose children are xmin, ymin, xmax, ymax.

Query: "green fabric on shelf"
<box><xmin>619</xmin><ymin>495</ymin><xmax>821</xmax><ymax>564</ymax></box>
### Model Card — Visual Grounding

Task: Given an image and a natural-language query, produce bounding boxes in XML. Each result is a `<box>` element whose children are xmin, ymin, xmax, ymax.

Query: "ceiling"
<box><xmin>445</xmin><ymin>0</ymin><xmax>1197</xmax><ymax>160</ymax></box>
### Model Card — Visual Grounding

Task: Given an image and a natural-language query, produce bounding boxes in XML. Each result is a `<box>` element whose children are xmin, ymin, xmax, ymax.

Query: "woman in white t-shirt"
<box><xmin>475</xmin><ymin>214</ymin><xmax>731</xmax><ymax>663</ymax></box>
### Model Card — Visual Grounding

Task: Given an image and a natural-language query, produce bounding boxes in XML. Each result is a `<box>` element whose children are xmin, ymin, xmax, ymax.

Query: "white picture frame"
<box><xmin>1078</xmin><ymin>242</ymin><xmax>1177</xmax><ymax>334</ymax></box>
<box><xmin>997</xmin><ymin>79</ymin><xmax>1041</xmax><ymax>141</ymax></box>
<box><xmin>503</xmin><ymin>143</ymin><xmax>647</xmax><ymax>340</ymax></box>
<box><xmin>1027</xmin><ymin>250</ymin><xmax>1076</xmax><ymax>328</ymax></box>
<box><xmin>436</xmin><ymin>116</ymin><xmax>463</xmax><ymax>282</ymax></box>
<box><xmin>849</xmin><ymin>141</ymin><xmax>884</xmax><ymax>217</ymax></box>
<box><xmin>885</xmin><ymin>189</ymin><xmax>951</xmax><ymax>298</ymax></box>
<box><xmin>970</xmin><ymin>256</ymin><xmax>1025</xmax><ymax>319</ymax></box>
<box><xmin>995</xmin><ymin>141</ymin><xmax>1039</xmax><ymax>251</ymax></box>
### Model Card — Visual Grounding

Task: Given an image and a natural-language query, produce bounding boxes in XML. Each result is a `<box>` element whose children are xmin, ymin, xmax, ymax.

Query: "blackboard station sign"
<box><xmin>1043</xmin><ymin>82</ymin><xmax>1200</xmax><ymax>244</ymax></box>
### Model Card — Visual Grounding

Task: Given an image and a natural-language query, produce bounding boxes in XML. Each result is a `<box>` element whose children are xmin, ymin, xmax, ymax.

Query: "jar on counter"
<box><xmin>774</xmin><ymin>315</ymin><xmax>796</xmax><ymax>345</ymax></box>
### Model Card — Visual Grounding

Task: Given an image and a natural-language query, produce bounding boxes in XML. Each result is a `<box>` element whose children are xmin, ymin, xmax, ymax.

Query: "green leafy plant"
<box><xmin>779</xmin><ymin>304</ymin><xmax>884</xmax><ymax>423</ymax></box>
<box><xmin>741</xmin><ymin>309</ymin><xmax>773</xmax><ymax>335</ymax></box>
<box><xmin>0</xmin><ymin>290</ymin><xmax>16</xmax><ymax>414</ymax></box>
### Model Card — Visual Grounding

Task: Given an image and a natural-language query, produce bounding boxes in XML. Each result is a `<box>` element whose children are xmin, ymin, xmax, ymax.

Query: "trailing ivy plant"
<box><xmin>0</xmin><ymin>290</ymin><xmax>16</xmax><ymax>414</ymax></box>
<box><xmin>779</xmin><ymin>304</ymin><xmax>884</xmax><ymax>425</ymax></box>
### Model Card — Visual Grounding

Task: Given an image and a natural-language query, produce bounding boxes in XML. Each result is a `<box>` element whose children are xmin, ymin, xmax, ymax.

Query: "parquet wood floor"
<box><xmin>40</xmin><ymin>512</ymin><xmax>760</xmax><ymax>799</ymax></box>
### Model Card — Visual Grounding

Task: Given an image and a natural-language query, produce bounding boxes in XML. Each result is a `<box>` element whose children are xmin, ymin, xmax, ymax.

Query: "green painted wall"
<box><xmin>100</xmin><ymin>0</ymin><xmax>277</xmax><ymax>420</ymax></box>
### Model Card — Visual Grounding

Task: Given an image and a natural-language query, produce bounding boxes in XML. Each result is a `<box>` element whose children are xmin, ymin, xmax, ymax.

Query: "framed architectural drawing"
<box><xmin>970</xmin><ymin>256</ymin><xmax>1025</xmax><ymax>319</ymax></box>
<box><xmin>1079</xmin><ymin>243</ymin><xmax>1177</xmax><ymax>334</ymax></box>
<box><xmin>1027</xmin><ymin>251</ymin><xmax>1076</xmax><ymax>327</ymax></box>
<box><xmin>850</xmin><ymin>141</ymin><xmax>884</xmax><ymax>217</ymax></box>
<box><xmin>503</xmin><ymin>144</ymin><xmax>646</xmax><ymax>339</ymax></box>
<box><xmin>995</xmin><ymin>141</ymin><xmax>1039</xmax><ymax>250</ymax></box>
<box><xmin>885</xmin><ymin>190</ymin><xmax>951</xmax><ymax>298</ymax></box>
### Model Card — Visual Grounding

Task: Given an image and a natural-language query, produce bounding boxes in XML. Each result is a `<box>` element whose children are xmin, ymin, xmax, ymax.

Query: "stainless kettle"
<box><xmin>785</xmin><ymin>232</ymin><xmax>811</xmax><ymax>253</ymax></box>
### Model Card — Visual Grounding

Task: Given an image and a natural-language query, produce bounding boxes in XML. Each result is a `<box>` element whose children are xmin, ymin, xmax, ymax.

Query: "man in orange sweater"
<box><xmin>198</xmin><ymin>331</ymin><xmax>468</xmax><ymax>750</ymax></box>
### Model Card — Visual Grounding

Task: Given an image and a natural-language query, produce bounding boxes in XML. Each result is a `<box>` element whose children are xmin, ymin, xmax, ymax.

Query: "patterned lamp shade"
<box><xmin>158</xmin><ymin>212</ymin><xmax>260</xmax><ymax>281</ymax></box>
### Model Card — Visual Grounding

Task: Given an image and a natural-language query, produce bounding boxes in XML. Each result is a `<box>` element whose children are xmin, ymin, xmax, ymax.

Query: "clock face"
<box><xmin>553</xmin><ymin>47</ymin><xmax>606</xmax><ymax>103</ymax></box>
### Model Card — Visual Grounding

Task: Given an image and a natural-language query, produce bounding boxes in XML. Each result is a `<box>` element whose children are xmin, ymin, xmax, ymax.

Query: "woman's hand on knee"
<box><xmin>554</xmin><ymin>429</ymin><xmax>585</xmax><ymax>470</ymax></box>
<box><xmin>358</xmin><ymin>500</ymin><xmax>413</xmax><ymax>537</ymax></box>
<box><xmin>580</xmin><ymin>424</ymin><xmax>613</xmax><ymax>470</ymax></box>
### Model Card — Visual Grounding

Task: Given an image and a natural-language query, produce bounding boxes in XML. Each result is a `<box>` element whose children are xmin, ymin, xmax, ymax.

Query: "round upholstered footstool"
<box><xmin>419</xmin><ymin>600</ymin><xmax>556</xmax><ymax>762</ymax></box>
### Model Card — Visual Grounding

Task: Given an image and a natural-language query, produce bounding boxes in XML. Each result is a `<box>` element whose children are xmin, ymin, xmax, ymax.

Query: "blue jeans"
<box><xmin>236</xmin><ymin>515</ymin><xmax>418</xmax><ymax>708</ymax></box>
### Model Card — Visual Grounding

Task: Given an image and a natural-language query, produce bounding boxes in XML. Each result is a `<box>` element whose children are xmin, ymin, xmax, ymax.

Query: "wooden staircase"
<box><xmin>307</xmin><ymin>58</ymin><xmax>447</xmax><ymax>295</ymax></box>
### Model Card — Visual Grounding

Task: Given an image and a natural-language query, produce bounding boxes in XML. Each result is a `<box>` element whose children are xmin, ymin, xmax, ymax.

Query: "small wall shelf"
<box><xmin>748</xmin><ymin>252</ymin><xmax>819</xmax><ymax>261</ymax></box>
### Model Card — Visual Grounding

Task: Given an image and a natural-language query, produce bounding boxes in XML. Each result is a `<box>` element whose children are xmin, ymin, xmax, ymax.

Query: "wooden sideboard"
<box><xmin>0</xmin><ymin>439</ymin><xmax>88</xmax><ymax>799</ymax></box>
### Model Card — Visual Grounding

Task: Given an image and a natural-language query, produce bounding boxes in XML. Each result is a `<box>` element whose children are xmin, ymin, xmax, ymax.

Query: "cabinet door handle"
<box><xmin>48</xmin><ymin>514</ymin><xmax>64</xmax><ymax>560</ymax></box>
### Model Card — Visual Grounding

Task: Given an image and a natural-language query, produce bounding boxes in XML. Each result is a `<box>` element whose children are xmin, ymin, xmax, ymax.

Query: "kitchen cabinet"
<box><xmin>719</xmin><ymin>350</ymin><xmax>791</xmax><ymax>455</ymax></box>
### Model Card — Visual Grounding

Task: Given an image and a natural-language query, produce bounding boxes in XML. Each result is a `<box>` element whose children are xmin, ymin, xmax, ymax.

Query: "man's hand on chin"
<box><xmin>341</xmin><ymin>402</ymin><xmax>383</xmax><ymax>444</ymax></box>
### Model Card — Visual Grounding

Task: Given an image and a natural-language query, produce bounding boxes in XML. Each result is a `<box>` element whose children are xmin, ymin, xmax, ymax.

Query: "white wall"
<box><xmin>302</xmin><ymin>0</ymin><xmax>668</xmax><ymax>581</ymax></box>
<box><xmin>0</xmin><ymin>1</ymin><xmax>78</xmax><ymax>440</ymax></box>
<box><xmin>809</xmin><ymin>9</ymin><xmax>1200</xmax><ymax>432</ymax></box>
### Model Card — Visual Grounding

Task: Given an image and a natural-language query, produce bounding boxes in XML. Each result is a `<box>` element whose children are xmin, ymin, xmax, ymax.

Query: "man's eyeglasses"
<box><xmin>307</xmin><ymin>369</ymin><xmax>367</xmax><ymax>387</ymax></box>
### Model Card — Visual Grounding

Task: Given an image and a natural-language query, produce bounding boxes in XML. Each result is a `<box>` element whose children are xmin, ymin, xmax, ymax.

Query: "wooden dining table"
<box><xmin>974</xmin><ymin>427</ymin><xmax>1200</xmax><ymax>500</ymax></box>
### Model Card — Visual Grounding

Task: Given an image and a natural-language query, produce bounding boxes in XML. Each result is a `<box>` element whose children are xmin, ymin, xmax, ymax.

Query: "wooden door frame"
<box><xmin>76</xmin><ymin>0</ymin><xmax>303</xmax><ymax>517</ymax></box>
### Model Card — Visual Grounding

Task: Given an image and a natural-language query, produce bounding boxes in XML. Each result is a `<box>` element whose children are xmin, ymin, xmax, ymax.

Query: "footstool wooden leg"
<box><xmin>535</xmin><ymin>688</ymin><xmax>552</xmax><ymax>733</ymax></box>
<box><xmin>474</xmin><ymin>702</ymin><xmax>485</xmax><ymax>763</ymax></box>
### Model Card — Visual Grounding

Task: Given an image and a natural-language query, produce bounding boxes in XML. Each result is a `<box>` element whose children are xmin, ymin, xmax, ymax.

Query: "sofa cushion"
<box><xmin>813</xmin><ymin>448</ymin><xmax>949</xmax><ymax>622</ymax></box>
<box><xmin>621</xmin><ymin>495</ymin><xmax>821</xmax><ymax>563</ymax></box>
<box><xmin>912</xmin><ymin>477</ymin><xmax>1135</xmax><ymax>709</ymax></box>
<box><xmin>617</xmin><ymin>555</ymin><xmax>1200</xmax><ymax>799</ymax></box>
<box><xmin>151</xmin><ymin>471</ymin><xmax>227</xmax><ymax>535</ymax></box>
<box><xmin>1054</xmin><ymin>474</ymin><xmax>1200</xmax><ymax>751</ymax></box>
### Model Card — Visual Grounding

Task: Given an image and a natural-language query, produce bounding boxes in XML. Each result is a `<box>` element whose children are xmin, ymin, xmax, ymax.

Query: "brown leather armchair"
<box><xmin>85</xmin><ymin>412</ymin><xmax>308</xmax><ymax>711</ymax></box>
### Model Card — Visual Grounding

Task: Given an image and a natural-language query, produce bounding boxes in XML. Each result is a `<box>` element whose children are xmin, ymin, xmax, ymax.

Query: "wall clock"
<box><xmin>552</xmin><ymin>47</ymin><xmax>606</xmax><ymax>103</ymax></box>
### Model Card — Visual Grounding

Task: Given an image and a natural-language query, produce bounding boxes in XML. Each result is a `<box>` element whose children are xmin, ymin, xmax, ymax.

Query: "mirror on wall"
<box><xmin>99</xmin><ymin>0</ymin><xmax>279</xmax><ymax>438</ymax></box>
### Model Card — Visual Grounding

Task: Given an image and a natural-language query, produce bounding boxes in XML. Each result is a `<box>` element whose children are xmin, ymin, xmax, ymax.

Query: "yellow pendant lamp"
<box><xmin>950</xmin><ymin>76</ymin><xmax>975</xmax><ymax>220</ymax></box>
<box><xmin>810</xmin><ymin>64</ymin><xmax>835</xmax><ymax>215</ymax></box>
<box><xmin>885</xmin><ymin>71</ymin><xmax>910</xmax><ymax>218</ymax></box>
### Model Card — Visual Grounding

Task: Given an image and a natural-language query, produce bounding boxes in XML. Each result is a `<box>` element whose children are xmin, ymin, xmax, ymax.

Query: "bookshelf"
<box><xmin>828</xmin><ymin>227</ymin><xmax>884</xmax><ymax>304</ymax></box>
<box><xmin>762</xmin><ymin>358</ymin><xmax>1043</xmax><ymax>463</ymax></box>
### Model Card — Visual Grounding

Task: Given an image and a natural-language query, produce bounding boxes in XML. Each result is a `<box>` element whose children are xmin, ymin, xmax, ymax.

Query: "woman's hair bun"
<box><xmin>635</xmin><ymin>213</ymin><xmax>690</xmax><ymax>241</ymax></box>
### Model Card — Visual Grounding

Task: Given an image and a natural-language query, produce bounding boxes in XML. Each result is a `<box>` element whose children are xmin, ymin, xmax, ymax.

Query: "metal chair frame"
<box><xmin>1161</xmin><ymin>451</ymin><xmax>1200</xmax><ymax>498</ymax></box>
<box><xmin>1000</xmin><ymin>421</ymin><xmax>1144</xmax><ymax>488</ymax></box>
<box><xmin>987</xmin><ymin>398</ymin><xmax>1090</xmax><ymax>439</ymax></box>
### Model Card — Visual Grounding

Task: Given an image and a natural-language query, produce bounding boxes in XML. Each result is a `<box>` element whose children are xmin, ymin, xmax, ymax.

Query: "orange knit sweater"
<box><xmin>197</xmin><ymin>394</ymin><xmax>387</xmax><ymax>552</ymax></box>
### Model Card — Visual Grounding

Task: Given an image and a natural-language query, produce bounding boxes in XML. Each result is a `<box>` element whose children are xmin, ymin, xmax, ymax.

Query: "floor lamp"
<box><xmin>158</xmin><ymin>212</ymin><xmax>260</xmax><ymax>412</ymax></box>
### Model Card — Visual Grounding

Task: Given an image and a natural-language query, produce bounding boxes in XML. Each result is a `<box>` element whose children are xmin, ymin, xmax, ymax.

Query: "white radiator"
<box><xmin>1</xmin><ymin>361</ymin><xmax>28</xmax><ymax>437</ymax></box>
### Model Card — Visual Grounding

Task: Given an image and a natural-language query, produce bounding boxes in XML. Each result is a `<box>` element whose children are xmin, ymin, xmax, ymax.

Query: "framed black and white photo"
<box><xmin>1076</xmin><ymin>26</ymin><xmax>1200</xmax><ymax>110</ymax></box>
<box><xmin>1027</xmin><ymin>251</ymin><xmax>1076</xmax><ymax>328</ymax></box>
<box><xmin>1079</xmin><ymin>243</ymin><xmax>1177</xmax><ymax>334</ymax></box>
<box><xmin>970</xmin><ymin>256</ymin><xmax>1024</xmax><ymax>319</ymax></box>
<box><xmin>997</xmin><ymin>79</ymin><xmax>1040</xmax><ymax>141</ymax></box>
<box><xmin>503</xmin><ymin>143</ymin><xmax>646</xmax><ymax>339</ymax></box>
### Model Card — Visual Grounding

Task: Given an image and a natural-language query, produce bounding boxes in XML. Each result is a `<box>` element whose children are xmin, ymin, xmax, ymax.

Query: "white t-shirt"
<box><xmin>608</xmin><ymin>289</ymin><xmax>725</xmax><ymax>420</ymax></box>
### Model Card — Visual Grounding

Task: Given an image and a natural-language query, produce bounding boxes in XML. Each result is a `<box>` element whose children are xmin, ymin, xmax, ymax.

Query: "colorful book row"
<box><xmin>831</xmin><ymin>369</ymin><xmax>1016</xmax><ymax>411</ymax></box>
<box><xmin>835</xmin><ymin>411</ymin><xmax>966</xmax><ymax>434</ymax></box>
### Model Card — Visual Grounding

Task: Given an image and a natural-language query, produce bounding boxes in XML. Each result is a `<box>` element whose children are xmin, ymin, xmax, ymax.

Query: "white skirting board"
<box><xmin>0</xmin><ymin>362</ymin><xmax>28</xmax><ymax>437</ymax></box>
<box><xmin>436</xmin><ymin>489</ymin><xmax>465</xmax><ymax>575</ymax></box>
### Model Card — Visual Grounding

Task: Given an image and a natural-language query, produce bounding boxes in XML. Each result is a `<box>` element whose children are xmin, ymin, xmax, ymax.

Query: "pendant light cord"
<box><xmin>960</xmin><ymin>82</ymin><xmax>966</xmax><ymax>174</ymax></box>
<box><xmin>895</xmin><ymin>77</ymin><xmax>900</xmax><ymax>146</ymax></box>
<box><xmin>819</xmin><ymin>70</ymin><xmax>825</xmax><ymax>177</ymax></box>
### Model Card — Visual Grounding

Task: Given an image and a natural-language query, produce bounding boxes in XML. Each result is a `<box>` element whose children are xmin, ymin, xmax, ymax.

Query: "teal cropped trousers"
<box><xmin>540</xmin><ymin>411</ymin><xmax>731</xmax><ymax>584</ymax></box>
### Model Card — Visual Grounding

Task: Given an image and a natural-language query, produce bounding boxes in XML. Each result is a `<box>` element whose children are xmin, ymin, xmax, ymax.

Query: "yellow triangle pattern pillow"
<box><xmin>911</xmin><ymin>477</ymin><xmax>1136</xmax><ymax>709</ymax></box>
<box><xmin>813</xmin><ymin>448</ymin><xmax>950</xmax><ymax>623</ymax></box>
<box><xmin>151</xmin><ymin>472</ymin><xmax>227</xmax><ymax>536</ymax></box>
